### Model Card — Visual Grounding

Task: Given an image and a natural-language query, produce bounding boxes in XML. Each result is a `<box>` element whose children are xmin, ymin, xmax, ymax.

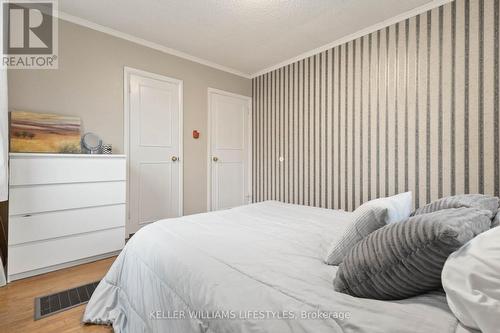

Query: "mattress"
<box><xmin>83</xmin><ymin>201</ymin><xmax>471</xmax><ymax>333</ymax></box>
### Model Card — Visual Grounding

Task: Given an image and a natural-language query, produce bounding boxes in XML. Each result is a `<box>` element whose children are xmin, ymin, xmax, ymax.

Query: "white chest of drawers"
<box><xmin>7</xmin><ymin>153</ymin><xmax>126</xmax><ymax>282</ymax></box>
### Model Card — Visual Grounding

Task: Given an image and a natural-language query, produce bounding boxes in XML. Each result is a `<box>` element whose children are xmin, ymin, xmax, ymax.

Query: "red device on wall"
<box><xmin>193</xmin><ymin>130</ymin><xmax>200</xmax><ymax>139</ymax></box>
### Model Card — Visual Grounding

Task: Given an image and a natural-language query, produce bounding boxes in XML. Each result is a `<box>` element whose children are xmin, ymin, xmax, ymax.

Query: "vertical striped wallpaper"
<box><xmin>252</xmin><ymin>0</ymin><xmax>500</xmax><ymax>211</ymax></box>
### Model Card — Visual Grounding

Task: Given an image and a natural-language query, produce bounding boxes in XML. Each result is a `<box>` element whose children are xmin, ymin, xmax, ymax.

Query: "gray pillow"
<box><xmin>324</xmin><ymin>205</ymin><xmax>388</xmax><ymax>265</ymax></box>
<box><xmin>413</xmin><ymin>194</ymin><xmax>499</xmax><ymax>218</ymax></box>
<box><xmin>492</xmin><ymin>210</ymin><xmax>500</xmax><ymax>228</ymax></box>
<box><xmin>333</xmin><ymin>207</ymin><xmax>491</xmax><ymax>300</ymax></box>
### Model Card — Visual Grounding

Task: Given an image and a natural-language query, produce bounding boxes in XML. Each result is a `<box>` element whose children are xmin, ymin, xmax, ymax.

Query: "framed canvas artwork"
<box><xmin>10</xmin><ymin>111</ymin><xmax>81</xmax><ymax>153</ymax></box>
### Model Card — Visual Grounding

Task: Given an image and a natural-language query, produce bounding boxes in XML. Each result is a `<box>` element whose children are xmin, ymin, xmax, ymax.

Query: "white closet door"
<box><xmin>208</xmin><ymin>89</ymin><xmax>251</xmax><ymax>211</ymax></box>
<box><xmin>127</xmin><ymin>70</ymin><xmax>182</xmax><ymax>234</ymax></box>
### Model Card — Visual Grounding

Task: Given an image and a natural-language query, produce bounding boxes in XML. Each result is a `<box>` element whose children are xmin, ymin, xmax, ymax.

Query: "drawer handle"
<box><xmin>23</xmin><ymin>214</ymin><xmax>32</xmax><ymax>218</ymax></box>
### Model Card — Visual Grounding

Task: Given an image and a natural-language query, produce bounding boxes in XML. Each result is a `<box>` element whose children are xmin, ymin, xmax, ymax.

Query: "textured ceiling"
<box><xmin>59</xmin><ymin>0</ymin><xmax>442</xmax><ymax>77</ymax></box>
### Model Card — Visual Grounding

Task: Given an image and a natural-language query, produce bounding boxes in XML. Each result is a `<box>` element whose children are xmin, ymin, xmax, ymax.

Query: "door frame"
<box><xmin>124</xmin><ymin>66</ymin><xmax>184</xmax><ymax>232</ymax></box>
<box><xmin>206</xmin><ymin>88</ymin><xmax>252</xmax><ymax>211</ymax></box>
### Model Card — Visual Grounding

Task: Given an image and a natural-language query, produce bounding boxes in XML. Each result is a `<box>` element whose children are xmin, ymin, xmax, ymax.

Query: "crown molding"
<box><xmin>57</xmin><ymin>11</ymin><xmax>253</xmax><ymax>79</ymax></box>
<box><xmin>250</xmin><ymin>0</ymin><xmax>453</xmax><ymax>78</ymax></box>
<box><xmin>56</xmin><ymin>1</ymin><xmax>452</xmax><ymax>80</ymax></box>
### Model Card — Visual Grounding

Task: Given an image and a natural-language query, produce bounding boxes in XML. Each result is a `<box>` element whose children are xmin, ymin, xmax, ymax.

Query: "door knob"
<box><xmin>171</xmin><ymin>156</ymin><xmax>179</xmax><ymax>162</ymax></box>
<box><xmin>212</xmin><ymin>156</ymin><xmax>218</xmax><ymax>162</ymax></box>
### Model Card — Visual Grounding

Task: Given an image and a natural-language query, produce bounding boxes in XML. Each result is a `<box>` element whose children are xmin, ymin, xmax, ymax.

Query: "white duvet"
<box><xmin>83</xmin><ymin>201</ymin><xmax>468</xmax><ymax>333</ymax></box>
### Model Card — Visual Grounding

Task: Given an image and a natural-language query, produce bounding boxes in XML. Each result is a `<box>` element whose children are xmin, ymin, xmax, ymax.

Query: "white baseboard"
<box><xmin>0</xmin><ymin>256</ymin><xmax>5</xmax><ymax>287</ymax></box>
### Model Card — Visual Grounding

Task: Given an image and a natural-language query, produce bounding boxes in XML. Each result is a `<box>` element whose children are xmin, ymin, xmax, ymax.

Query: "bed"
<box><xmin>83</xmin><ymin>201</ymin><xmax>475</xmax><ymax>333</ymax></box>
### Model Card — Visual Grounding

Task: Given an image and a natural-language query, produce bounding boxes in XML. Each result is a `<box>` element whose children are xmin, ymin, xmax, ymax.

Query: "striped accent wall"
<box><xmin>252</xmin><ymin>0</ymin><xmax>500</xmax><ymax>211</ymax></box>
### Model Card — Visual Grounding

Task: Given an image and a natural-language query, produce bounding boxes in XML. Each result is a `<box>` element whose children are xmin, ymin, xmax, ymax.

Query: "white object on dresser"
<box><xmin>7</xmin><ymin>153</ymin><xmax>126</xmax><ymax>282</ymax></box>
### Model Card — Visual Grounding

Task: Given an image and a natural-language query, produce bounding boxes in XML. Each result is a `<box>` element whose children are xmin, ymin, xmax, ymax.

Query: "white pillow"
<box><xmin>361</xmin><ymin>191</ymin><xmax>413</xmax><ymax>224</ymax></box>
<box><xmin>442</xmin><ymin>226</ymin><xmax>500</xmax><ymax>333</ymax></box>
<box><xmin>324</xmin><ymin>192</ymin><xmax>412</xmax><ymax>265</ymax></box>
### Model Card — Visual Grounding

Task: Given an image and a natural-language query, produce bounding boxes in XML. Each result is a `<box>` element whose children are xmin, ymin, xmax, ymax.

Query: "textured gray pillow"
<box><xmin>324</xmin><ymin>205</ymin><xmax>388</xmax><ymax>265</ymax></box>
<box><xmin>334</xmin><ymin>207</ymin><xmax>491</xmax><ymax>300</ymax></box>
<box><xmin>413</xmin><ymin>194</ymin><xmax>499</xmax><ymax>218</ymax></box>
<box><xmin>492</xmin><ymin>210</ymin><xmax>500</xmax><ymax>228</ymax></box>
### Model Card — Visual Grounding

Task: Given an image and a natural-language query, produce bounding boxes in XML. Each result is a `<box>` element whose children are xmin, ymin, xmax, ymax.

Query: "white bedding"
<box><xmin>83</xmin><ymin>201</ymin><xmax>467</xmax><ymax>333</ymax></box>
<box><xmin>442</xmin><ymin>226</ymin><xmax>500</xmax><ymax>333</ymax></box>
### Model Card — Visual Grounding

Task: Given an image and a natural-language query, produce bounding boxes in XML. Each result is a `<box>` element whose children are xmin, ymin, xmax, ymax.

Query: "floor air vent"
<box><xmin>34</xmin><ymin>280</ymin><xmax>100</xmax><ymax>320</ymax></box>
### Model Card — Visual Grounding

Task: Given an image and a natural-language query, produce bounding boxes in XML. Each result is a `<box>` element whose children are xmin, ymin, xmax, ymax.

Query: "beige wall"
<box><xmin>8</xmin><ymin>19</ymin><xmax>252</xmax><ymax>215</ymax></box>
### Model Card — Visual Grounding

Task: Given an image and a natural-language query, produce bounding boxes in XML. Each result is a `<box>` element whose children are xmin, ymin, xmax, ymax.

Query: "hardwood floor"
<box><xmin>0</xmin><ymin>257</ymin><xmax>115</xmax><ymax>333</ymax></box>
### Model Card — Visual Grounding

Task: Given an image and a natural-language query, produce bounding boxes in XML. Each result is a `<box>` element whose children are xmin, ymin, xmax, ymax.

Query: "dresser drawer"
<box><xmin>8</xmin><ymin>227</ymin><xmax>125</xmax><ymax>276</ymax></box>
<box><xmin>9</xmin><ymin>155</ymin><xmax>126</xmax><ymax>186</ymax></box>
<box><xmin>9</xmin><ymin>181</ymin><xmax>126</xmax><ymax>215</ymax></box>
<box><xmin>9</xmin><ymin>204</ymin><xmax>125</xmax><ymax>245</ymax></box>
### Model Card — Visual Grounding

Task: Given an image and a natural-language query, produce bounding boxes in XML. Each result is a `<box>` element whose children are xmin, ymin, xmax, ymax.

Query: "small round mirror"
<box><xmin>82</xmin><ymin>132</ymin><xmax>102</xmax><ymax>154</ymax></box>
